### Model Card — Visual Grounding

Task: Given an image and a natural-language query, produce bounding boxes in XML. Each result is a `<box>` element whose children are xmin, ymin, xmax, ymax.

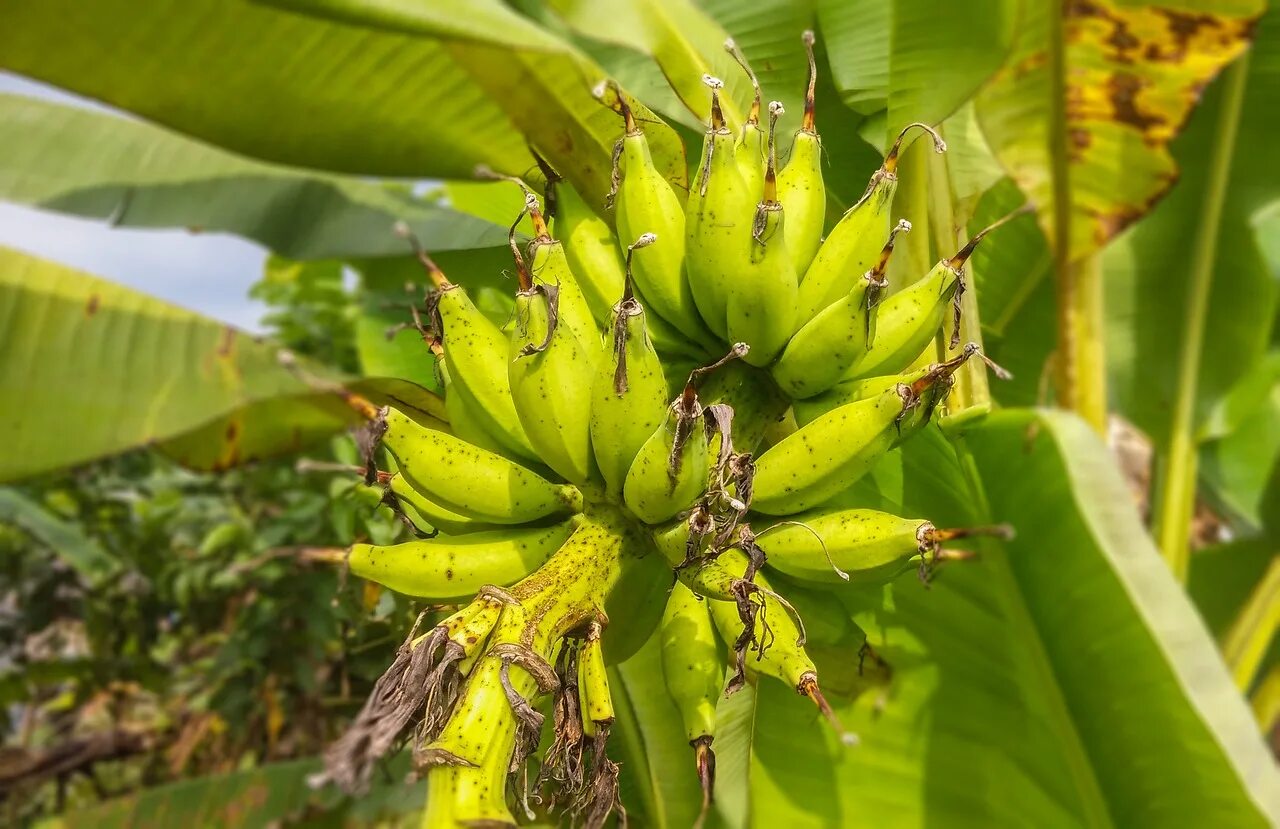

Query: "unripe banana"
<box><xmin>624</xmin><ymin>346</ymin><xmax>747</xmax><ymax>523</ymax></box>
<box><xmin>397</xmin><ymin>228</ymin><xmax>538</xmax><ymax>463</ymax></box>
<box><xmin>686</xmin><ymin>75</ymin><xmax>753</xmax><ymax>339</ymax></box>
<box><xmin>724</xmin><ymin>38</ymin><xmax>765</xmax><ymax>200</ymax></box>
<box><xmin>775</xmin><ymin>31</ymin><xmax>824</xmax><ymax>273</ymax></box>
<box><xmin>590</xmin><ymin>235</ymin><xmax>670</xmax><ymax>498</ymax></box>
<box><xmin>844</xmin><ymin>208</ymin><xmax>1027</xmax><ymax>381</ymax></box>
<box><xmin>771</xmin><ymin>220</ymin><xmax>910</xmax><ymax>399</ymax></box>
<box><xmin>707</xmin><ymin>547</ymin><xmax>855</xmax><ymax>744</ymax></box>
<box><xmin>623</xmin><ymin>384</ymin><xmax>709</xmax><ymax>524</ymax></box>
<box><xmin>553</xmin><ymin>177</ymin><xmax>624</xmax><ymax>325</ymax></box>
<box><xmin>525</xmin><ymin>192</ymin><xmax>603</xmax><ymax>360</ymax></box>
<box><xmin>601</xmin><ymin>83</ymin><xmax>715</xmax><ymax>347</ymax></box>
<box><xmin>384</xmin><ymin>470</ymin><xmax>480</xmax><ymax>536</ymax></box>
<box><xmin>727</xmin><ymin>102</ymin><xmax>798</xmax><ymax>367</ymax></box>
<box><xmin>508</xmin><ymin>243</ymin><xmax>597</xmax><ymax>485</ymax></box>
<box><xmin>749</xmin><ymin>384</ymin><xmax>911</xmax><ymax>516</ymax></box>
<box><xmin>659</xmin><ymin>580</ymin><xmax>723</xmax><ymax>818</ymax></box>
<box><xmin>348</xmin><ymin>519</ymin><xmax>578</xmax><ymax>602</ymax></box>
<box><xmin>757</xmin><ymin>508</ymin><xmax>1009</xmax><ymax>586</ymax></box>
<box><xmin>797</xmin><ymin>123</ymin><xmax>946</xmax><ymax>321</ymax></box>
<box><xmin>578</xmin><ymin>622</ymin><xmax>614</xmax><ymax>736</ymax></box>
<box><xmin>696</xmin><ymin>360</ymin><xmax>787</xmax><ymax>455</ymax></box>
<box><xmin>796</xmin><ymin>343</ymin><xmax>1010</xmax><ymax>430</ymax></box>
<box><xmin>379</xmin><ymin>406</ymin><xmax>582</xmax><ymax>523</ymax></box>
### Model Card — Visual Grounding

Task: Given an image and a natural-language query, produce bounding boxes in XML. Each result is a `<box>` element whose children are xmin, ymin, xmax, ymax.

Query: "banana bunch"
<box><xmin>318</xmin><ymin>31</ymin><xmax>1023</xmax><ymax>828</ymax></box>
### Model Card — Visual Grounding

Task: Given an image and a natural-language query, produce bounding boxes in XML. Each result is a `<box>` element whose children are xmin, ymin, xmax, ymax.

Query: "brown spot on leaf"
<box><xmin>1107</xmin><ymin>72</ymin><xmax>1165</xmax><ymax>136</ymax></box>
<box><xmin>216</xmin><ymin>325</ymin><xmax>236</xmax><ymax>359</ymax></box>
<box><xmin>1068</xmin><ymin>128</ymin><xmax>1092</xmax><ymax>161</ymax></box>
<box><xmin>85</xmin><ymin>294</ymin><xmax>100</xmax><ymax>317</ymax></box>
<box><xmin>225</xmin><ymin>421</ymin><xmax>239</xmax><ymax>443</ymax></box>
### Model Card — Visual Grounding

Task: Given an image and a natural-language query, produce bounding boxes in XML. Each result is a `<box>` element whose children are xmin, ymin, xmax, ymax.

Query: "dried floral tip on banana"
<box><xmin>727</xmin><ymin>102</ymin><xmax>798</xmax><ymax>367</ymax></box>
<box><xmin>523</xmin><ymin>190</ymin><xmax>603</xmax><ymax>359</ymax></box>
<box><xmin>687</xmin><ymin>74</ymin><xmax>752</xmax><ymax>339</ymax></box>
<box><xmin>777</xmin><ymin>30</ymin><xmax>825</xmax><ymax>273</ymax></box>
<box><xmin>591</xmin><ymin>234</ymin><xmax>670</xmax><ymax>498</ymax></box>
<box><xmin>724</xmin><ymin>37</ymin><xmax>766</xmax><ymax>199</ymax></box>
<box><xmin>772</xmin><ymin>219</ymin><xmax>912</xmax><ymax>399</ymax></box>
<box><xmin>602</xmin><ymin>80</ymin><xmax>716</xmax><ymax>348</ymax></box>
<box><xmin>797</xmin><ymin>122</ymin><xmax>946</xmax><ymax>322</ymax></box>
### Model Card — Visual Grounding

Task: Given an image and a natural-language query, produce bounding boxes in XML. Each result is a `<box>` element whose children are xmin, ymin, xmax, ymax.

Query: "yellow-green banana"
<box><xmin>727</xmin><ymin>102</ymin><xmax>798</xmax><ymax>367</ymax></box>
<box><xmin>697</xmin><ymin>360</ymin><xmax>788</xmax><ymax>455</ymax></box>
<box><xmin>602</xmin><ymin>83</ymin><xmax>714</xmax><ymax>346</ymax></box>
<box><xmin>508</xmin><ymin>243</ymin><xmax>597</xmax><ymax>485</ymax></box>
<box><xmin>776</xmin><ymin>31</ymin><xmax>824</xmax><ymax>273</ymax></box>
<box><xmin>724</xmin><ymin>38</ymin><xmax>765</xmax><ymax>200</ymax></box>
<box><xmin>660</xmin><ymin>581</ymin><xmax>723</xmax><ymax>818</ymax></box>
<box><xmin>623</xmin><ymin>381</ymin><xmax>709</xmax><ymax>524</ymax></box>
<box><xmin>757</xmin><ymin>508</ymin><xmax>1006</xmax><ymax>586</ymax></box>
<box><xmin>749</xmin><ymin>384</ymin><xmax>911</xmax><ymax>516</ymax></box>
<box><xmin>686</xmin><ymin>75</ymin><xmax>752</xmax><ymax>339</ymax></box>
<box><xmin>384</xmin><ymin>470</ymin><xmax>481</xmax><ymax>536</ymax></box>
<box><xmin>797</xmin><ymin>123</ymin><xmax>946</xmax><ymax>321</ymax></box>
<box><xmin>401</xmin><ymin>231</ymin><xmax>537</xmax><ymax>463</ymax></box>
<box><xmin>378</xmin><ymin>406</ymin><xmax>582</xmax><ymax>523</ymax></box>
<box><xmin>771</xmin><ymin>219</ymin><xmax>910</xmax><ymax>399</ymax></box>
<box><xmin>553</xmin><ymin>178</ymin><xmax>624</xmax><ymax>326</ymax></box>
<box><xmin>578</xmin><ymin>622</ymin><xmax>614</xmax><ymax>736</ymax></box>
<box><xmin>591</xmin><ymin>234</ymin><xmax>670</xmax><ymax>498</ymax></box>
<box><xmin>525</xmin><ymin>192</ymin><xmax>603</xmax><ymax>360</ymax></box>
<box><xmin>707</xmin><ymin>547</ymin><xmax>854</xmax><ymax>743</ymax></box>
<box><xmin>348</xmin><ymin>519</ymin><xmax>577</xmax><ymax>601</ymax></box>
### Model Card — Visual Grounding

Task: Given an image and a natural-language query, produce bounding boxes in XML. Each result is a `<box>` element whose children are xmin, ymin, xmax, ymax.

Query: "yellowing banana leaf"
<box><xmin>0</xmin><ymin>94</ymin><xmax>509</xmax><ymax>260</ymax></box>
<box><xmin>977</xmin><ymin>0</ymin><xmax>1261</xmax><ymax>262</ymax></box>
<box><xmin>734</xmin><ymin>414</ymin><xmax>1279</xmax><ymax>826</ymax></box>
<box><xmin>0</xmin><ymin>0</ymin><xmax>531</xmax><ymax>179</ymax></box>
<box><xmin>818</xmin><ymin>0</ymin><xmax>1018</xmax><ymax>140</ymax></box>
<box><xmin>0</xmin><ymin>248</ymin><xmax>443</xmax><ymax>483</ymax></box>
<box><xmin>252</xmin><ymin>0</ymin><xmax>689</xmax><ymax>210</ymax></box>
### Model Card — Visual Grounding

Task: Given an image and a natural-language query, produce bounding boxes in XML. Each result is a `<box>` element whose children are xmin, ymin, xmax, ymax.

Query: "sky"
<box><xmin>0</xmin><ymin>73</ymin><xmax>269</xmax><ymax>331</ymax></box>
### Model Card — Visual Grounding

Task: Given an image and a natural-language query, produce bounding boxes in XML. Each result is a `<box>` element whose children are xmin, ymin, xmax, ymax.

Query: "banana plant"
<box><xmin>1</xmin><ymin>1</ymin><xmax>1278</xmax><ymax>827</ymax></box>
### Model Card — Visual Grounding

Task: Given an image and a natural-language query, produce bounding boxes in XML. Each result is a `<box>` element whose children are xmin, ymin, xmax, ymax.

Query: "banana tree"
<box><xmin>2</xmin><ymin>1</ymin><xmax>1278</xmax><ymax>827</ymax></box>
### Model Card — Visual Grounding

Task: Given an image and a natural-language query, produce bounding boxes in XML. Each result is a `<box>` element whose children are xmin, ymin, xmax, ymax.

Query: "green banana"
<box><xmin>724</xmin><ymin>38</ymin><xmax>765</xmax><ymax>200</ymax></box>
<box><xmin>757</xmin><ymin>508</ymin><xmax>1008</xmax><ymax>586</ymax></box>
<box><xmin>697</xmin><ymin>360</ymin><xmax>788</xmax><ymax>455</ymax></box>
<box><xmin>383</xmin><ymin>470</ymin><xmax>481</xmax><ymax>536</ymax></box>
<box><xmin>845</xmin><ymin>208</ymin><xmax>1025</xmax><ymax>381</ymax></box>
<box><xmin>552</xmin><ymin>177</ymin><xmax>623</xmax><ymax>326</ymax></box>
<box><xmin>348</xmin><ymin>519</ymin><xmax>578</xmax><ymax>602</ymax></box>
<box><xmin>797</xmin><ymin>123</ymin><xmax>946</xmax><ymax>321</ymax></box>
<box><xmin>508</xmin><ymin>240</ymin><xmax>597</xmax><ymax>485</ymax></box>
<box><xmin>377</xmin><ymin>405</ymin><xmax>582</xmax><ymax>524</ymax></box>
<box><xmin>398</xmin><ymin>227</ymin><xmax>538</xmax><ymax>463</ymax></box>
<box><xmin>578</xmin><ymin>622</ymin><xmax>614</xmax><ymax>736</ymax></box>
<box><xmin>707</xmin><ymin>547</ymin><xmax>855</xmax><ymax>743</ymax></box>
<box><xmin>660</xmin><ymin>580</ymin><xmax>723</xmax><ymax>818</ymax></box>
<box><xmin>525</xmin><ymin>191</ymin><xmax>603</xmax><ymax>360</ymax></box>
<box><xmin>771</xmin><ymin>219</ymin><xmax>910</xmax><ymax>399</ymax></box>
<box><xmin>590</xmin><ymin>234</ymin><xmax>671</xmax><ymax>498</ymax></box>
<box><xmin>749</xmin><ymin>384</ymin><xmax>912</xmax><ymax>516</ymax></box>
<box><xmin>623</xmin><ymin>381</ymin><xmax>709</xmax><ymax>524</ymax></box>
<box><xmin>601</xmin><ymin>82</ymin><xmax>714</xmax><ymax>345</ymax></box>
<box><xmin>686</xmin><ymin>75</ymin><xmax>752</xmax><ymax>339</ymax></box>
<box><xmin>624</xmin><ymin>346</ymin><xmax>747</xmax><ymax>524</ymax></box>
<box><xmin>776</xmin><ymin>31</ymin><xmax>824</xmax><ymax>273</ymax></box>
<box><xmin>795</xmin><ymin>342</ymin><xmax>1010</xmax><ymax>429</ymax></box>
<box><xmin>727</xmin><ymin>102</ymin><xmax>798</xmax><ymax>367</ymax></box>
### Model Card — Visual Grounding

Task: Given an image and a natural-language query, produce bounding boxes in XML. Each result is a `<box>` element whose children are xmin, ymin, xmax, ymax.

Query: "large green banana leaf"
<box><xmin>0</xmin><ymin>248</ymin><xmax>444</xmax><ymax>483</ymax></box>
<box><xmin>0</xmin><ymin>94</ymin><xmax>509</xmax><ymax>259</ymax></box>
<box><xmin>651</xmin><ymin>412</ymin><xmax>1278</xmax><ymax>827</ymax></box>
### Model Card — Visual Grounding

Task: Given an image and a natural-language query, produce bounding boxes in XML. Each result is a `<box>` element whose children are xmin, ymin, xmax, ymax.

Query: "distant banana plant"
<box><xmin>1</xmin><ymin>2</ymin><xmax>1279</xmax><ymax>828</ymax></box>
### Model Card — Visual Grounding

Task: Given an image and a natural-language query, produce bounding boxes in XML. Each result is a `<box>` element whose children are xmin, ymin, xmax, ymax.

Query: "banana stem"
<box><xmin>1151</xmin><ymin>57</ymin><xmax>1249</xmax><ymax>581</ymax></box>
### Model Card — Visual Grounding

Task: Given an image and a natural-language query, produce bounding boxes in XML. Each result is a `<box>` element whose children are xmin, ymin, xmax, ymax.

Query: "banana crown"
<box><xmin>317</xmin><ymin>31</ymin><xmax>1030</xmax><ymax>827</ymax></box>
